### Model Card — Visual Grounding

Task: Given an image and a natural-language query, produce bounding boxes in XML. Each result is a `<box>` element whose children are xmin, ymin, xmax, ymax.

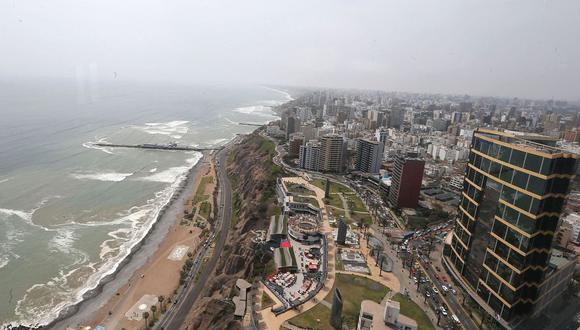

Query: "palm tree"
<box><xmin>151</xmin><ymin>305</ymin><xmax>157</xmax><ymax>319</ymax></box>
<box><xmin>142</xmin><ymin>311</ymin><xmax>150</xmax><ymax>329</ymax></box>
<box><xmin>158</xmin><ymin>295</ymin><xmax>165</xmax><ymax>313</ymax></box>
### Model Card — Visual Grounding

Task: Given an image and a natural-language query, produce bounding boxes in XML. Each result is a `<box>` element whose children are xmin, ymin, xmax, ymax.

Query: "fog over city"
<box><xmin>1</xmin><ymin>0</ymin><xmax>579</xmax><ymax>99</ymax></box>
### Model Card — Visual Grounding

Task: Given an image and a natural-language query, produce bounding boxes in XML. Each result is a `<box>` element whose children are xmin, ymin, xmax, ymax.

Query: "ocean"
<box><xmin>0</xmin><ymin>79</ymin><xmax>289</xmax><ymax>326</ymax></box>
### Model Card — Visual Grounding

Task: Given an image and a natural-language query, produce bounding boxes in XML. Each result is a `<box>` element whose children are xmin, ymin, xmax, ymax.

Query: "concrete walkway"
<box><xmin>258</xmin><ymin>177</ymin><xmax>337</xmax><ymax>330</ymax></box>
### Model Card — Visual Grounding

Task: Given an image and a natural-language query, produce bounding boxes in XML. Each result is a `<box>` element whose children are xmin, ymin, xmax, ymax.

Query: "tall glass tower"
<box><xmin>444</xmin><ymin>128</ymin><xmax>577</xmax><ymax>325</ymax></box>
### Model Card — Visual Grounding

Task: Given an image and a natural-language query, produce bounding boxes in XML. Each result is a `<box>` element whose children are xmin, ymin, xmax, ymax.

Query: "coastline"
<box><xmin>29</xmin><ymin>90</ymin><xmax>291</xmax><ymax>329</ymax></box>
<box><xmin>45</xmin><ymin>151</ymin><xmax>210</xmax><ymax>330</ymax></box>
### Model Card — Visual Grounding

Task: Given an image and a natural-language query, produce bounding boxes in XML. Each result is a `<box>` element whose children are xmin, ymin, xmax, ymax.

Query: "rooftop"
<box><xmin>476</xmin><ymin>128</ymin><xmax>578</xmax><ymax>157</ymax></box>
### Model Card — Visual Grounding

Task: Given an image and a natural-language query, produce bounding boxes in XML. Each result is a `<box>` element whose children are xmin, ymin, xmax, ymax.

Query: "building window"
<box><xmin>510</xmin><ymin>149</ymin><xmax>526</xmax><ymax>168</ymax></box>
<box><xmin>524</xmin><ymin>153</ymin><xmax>542</xmax><ymax>172</ymax></box>
<box><xmin>512</xmin><ymin>171</ymin><xmax>529</xmax><ymax>190</ymax></box>
<box><xmin>499</xmin><ymin>146</ymin><xmax>512</xmax><ymax>163</ymax></box>
<box><xmin>527</xmin><ymin>176</ymin><xmax>546</xmax><ymax>196</ymax></box>
<box><xmin>488</xmin><ymin>142</ymin><xmax>501</xmax><ymax>159</ymax></box>
<box><xmin>500</xmin><ymin>165</ymin><xmax>515</xmax><ymax>183</ymax></box>
<box><xmin>514</xmin><ymin>192</ymin><xmax>532</xmax><ymax>212</ymax></box>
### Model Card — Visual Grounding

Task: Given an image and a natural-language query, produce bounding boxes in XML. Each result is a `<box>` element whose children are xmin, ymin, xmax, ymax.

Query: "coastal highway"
<box><xmin>158</xmin><ymin>147</ymin><xmax>233</xmax><ymax>330</ymax></box>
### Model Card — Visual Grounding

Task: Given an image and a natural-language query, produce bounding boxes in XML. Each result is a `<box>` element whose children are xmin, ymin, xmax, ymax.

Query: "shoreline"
<box><xmin>16</xmin><ymin>93</ymin><xmax>290</xmax><ymax>329</ymax></box>
<box><xmin>45</xmin><ymin>151</ymin><xmax>209</xmax><ymax>330</ymax></box>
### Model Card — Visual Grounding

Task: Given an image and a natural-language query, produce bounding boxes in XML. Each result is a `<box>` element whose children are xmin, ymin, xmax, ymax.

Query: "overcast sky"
<box><xmin>1</xmin><ymin>0</ymin><xmax>579</xmax><ymax>100</ymax></box>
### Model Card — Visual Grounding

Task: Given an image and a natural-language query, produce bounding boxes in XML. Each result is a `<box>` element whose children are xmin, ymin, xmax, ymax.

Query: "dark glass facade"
<box><xmin>445</xmin><ymin>129</ymin><xmax>577</xmax><ymax>323</ymax></box>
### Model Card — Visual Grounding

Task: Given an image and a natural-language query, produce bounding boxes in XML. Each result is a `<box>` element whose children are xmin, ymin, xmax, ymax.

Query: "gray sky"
<box><xmin>1</xmin><ymin>0</ymin><xmax>579</xmax><ymax>100</ymax></box>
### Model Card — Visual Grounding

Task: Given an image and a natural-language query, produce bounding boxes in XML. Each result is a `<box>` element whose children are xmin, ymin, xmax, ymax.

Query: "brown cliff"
<box><xmin>186</xmin><ymin>132</ymin><xmax>282</xmax><ymax>329</ymax></box>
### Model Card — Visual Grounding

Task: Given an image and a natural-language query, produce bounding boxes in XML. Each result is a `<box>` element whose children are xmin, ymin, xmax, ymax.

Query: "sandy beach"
<box><xmin>49</xmin><ymin>152</ymin><xmax>216</xmax><ymax>330</ymax></box>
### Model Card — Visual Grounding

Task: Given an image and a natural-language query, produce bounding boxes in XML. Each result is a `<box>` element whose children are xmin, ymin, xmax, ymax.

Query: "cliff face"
<box><xmin>187</xmin><ymin>132</ymin><xmax>281</xmax><ymax>329</ymax></box>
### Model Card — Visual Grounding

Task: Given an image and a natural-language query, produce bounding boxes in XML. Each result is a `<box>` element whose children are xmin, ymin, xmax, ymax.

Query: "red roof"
<box><xmin>280</xmin><ymin>240</ymin><xmax>292</xmax><ymax>248</ymax></box>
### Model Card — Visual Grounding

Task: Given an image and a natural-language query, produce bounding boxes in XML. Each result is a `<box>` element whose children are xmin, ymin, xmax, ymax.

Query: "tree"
<box><xmin>142</xmin><ymin>311</ymin><xmax>150</xmax><ymax>329</ymax></box>
<box><xmin>158</xmin><ymin>295</ymin><xmax>165</xmax><ymax>312</ymax></box>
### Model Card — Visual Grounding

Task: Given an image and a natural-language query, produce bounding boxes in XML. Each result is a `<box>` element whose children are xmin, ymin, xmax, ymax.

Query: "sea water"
<box><xmin>0</xmin><ymin>79</ymin><xmax>290</xmax><ymax>326</ymax></box>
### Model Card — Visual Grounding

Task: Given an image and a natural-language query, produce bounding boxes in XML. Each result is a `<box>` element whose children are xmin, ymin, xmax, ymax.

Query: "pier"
<box><xmin>94</xmin><ymin>143</ymin><xmax>222</xmax><ymax>152</ymax></box>
<box><xmin>238</xmin><ymin>122</ymin><xmax>265</xmax><ymax>127</ymax></box>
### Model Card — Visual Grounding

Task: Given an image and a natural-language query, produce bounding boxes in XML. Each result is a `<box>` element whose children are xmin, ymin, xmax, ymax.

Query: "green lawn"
<box><xmin>311</xmin><ymin>178</ymin><xmax>351</xmax><ymax>194</ymax></box>
<box><xmin>351</xmin><ymin>212</ymin><xmax>373</xmax><ymax>225</ymax></box>
<box><xmin>345</xmin><ymin>194</ymin><xmax>368</xmax><ymax>213</ymax></box>
<box><xmin>287</xmin><ymin>183</ymin><xmax>315</xmax><ymax>196</ymax></box>
<box><xmin>327</xmin><ymin>206</ymin><xmax>346</xmax><ymax>220</ymax></box>
<box><xmin>288</xmin><ymin>303</ymin><xmax>333</xmax><ymax>330</ymax></box>
<box><xmin>261</xmin><ymin>291</ymin><xmax>276</xmax><ymax>309</ymax></box>
<box><xmin>289</xmin><ymin>274</ymin><xmax>389</xmax><ymax>329</ymax></box>
<box><xmin>199</xmin><ymin>201</ymin><xmax>211</xmax><ymax>219</ymax></box>
<box><xmin>392</xmin><ymin>293</ymin><xmax>435</xmax><ymax>330</ymax></box>
<box><xmin>193</xmin><ymin>176</ymin><xmax>213</xmax><ymax>204</ymax></box>
<box><xmin>324</xmin><ymin>194</ymin><xmax>345</xmax><ymax>209</ymax></box>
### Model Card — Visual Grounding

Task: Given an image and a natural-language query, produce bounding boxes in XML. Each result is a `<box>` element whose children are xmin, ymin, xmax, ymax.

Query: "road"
<box><xmin>158</xmin><ymin>147</ymin><xmax>233</xmax><ymax>330</ymax></box>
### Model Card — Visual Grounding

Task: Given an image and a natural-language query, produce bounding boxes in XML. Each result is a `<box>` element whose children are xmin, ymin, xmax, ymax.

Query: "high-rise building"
<box><xmin>375</xmin><ymin>128</ymin><xmax>389</xmax><ymax>145</ymax></box>
<box><xmin>451</xmin><ymin>111</ymin><xmax>462</xmax><ymax>124</ymax></box>
<box><xmin>355</xmin><ymin>139</ymin><xmax>384</xmax><ymax>174</ymax></box>
<box><xmin>388</xmin><ymin>109</ymin><xmax>404</xmax><ymax>128</ymax></box>
<box><xmin>298</xmin><ymin>141</ymin><xmax>321</xmax><ymax>171</ymax></box>
<box><xmin>286</xmin><ymin>116</ymin><xmax>297</xmax><ymax>139</ymax></box>
<box><xmin>388</xmin><ymin>153</ymin><xmax>424</xmax><ymax>208</ymax></box>
<box><xmin>337</xmin><ymin>219</ymin><xmax>347</xmax><ymax>245</ymax></box>
<box><xmin>320</xmin><ymin>134</ymin><xmax>345</xmax><ymax>173</ymax></box>
<box><xmin>330</xmin><ymin>288</ymin><xmax>343</xmax><ymax>329</ymax></box>
<box><xmin>288</xmin><ymin>133</ymin><xmax>304</xmax><ymax>157</ymax></box>
<box><xmin>444</xmin><ymin>128</ymin><xmax>578</xmax><ymax>328</ymax></box>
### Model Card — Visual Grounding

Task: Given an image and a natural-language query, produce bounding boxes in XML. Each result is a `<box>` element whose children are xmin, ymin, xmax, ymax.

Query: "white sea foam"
<box><xmin>263</xmin><ymin>86</ymin><xmax>294</xmax><ymax>101</ymax></box>
<box><xmin>0</xmin><ymin>208</ymin><xmax>34</xmax><ymax>222</ymax></box>
<box><xmin>135</xmin><ymin>120</ymin><xmax>190</xmax><ymax>137</ymax></box>
<box><xmin>0</xmin><ymin>224</ymin><xmax>24</xmax><ymax>270</ymax></box>
<box><xmin>0</xmin><ymin>178</ymin><xmax>12</xmax><ymax>184</ymax></box>
<box><xmin>0</xmin><ymin>197</ymin><xmax>56</xmax><ymax>232</ymax></box>
<box><xmin>138</xmin><ymin>153</ymin><xmax>201</xmax><ymax>183</ymax></box>
<box><xmin>149</xmin><ymin>168</ymin><xmax>158</xmax><ymax>173</ymax></box>
<box><xmin>82</xmin><ymin>142</ymin><xmax>114</xmax><ymax>155</ymax></box>
<box><xmin>234</xmin><ymin>105</ymin><xmax>277</xmax><ymax>118</ymax></box>
<box><xmin>71</xmin><ymin>172</ymin><xmax>134</xmax><ymax>182</ymax></box>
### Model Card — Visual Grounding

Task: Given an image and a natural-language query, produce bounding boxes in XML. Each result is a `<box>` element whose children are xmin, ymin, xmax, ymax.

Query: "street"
<box><xmin>157</xmin><ymin>146</ymin><xmax>233</xmax><ymax>330</ymax></box>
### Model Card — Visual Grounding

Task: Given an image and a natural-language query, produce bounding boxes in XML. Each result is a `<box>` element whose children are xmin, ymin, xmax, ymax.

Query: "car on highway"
<box><xmin>425</xmin><ymin>291</ymin><xmax>431</xmax><ymax>298</ymax></box>
<box><xmin>451</xmin><ymin>288</ymin><xmax>457</xmax><ymax>295</ymax></box>
<box><xmin>432</xmin><ymin>286</ymin><xmax>439</xmax><ymax>294</ymax></box>
<box><xmin>440</xmin><ymin>306</ymin><xmax>448</xmax><ymax>316</ymax></box>
<box><xmin>441</xmin><ymin>285</ymin><xmax>448</xmax><ymax>292</ymax></box>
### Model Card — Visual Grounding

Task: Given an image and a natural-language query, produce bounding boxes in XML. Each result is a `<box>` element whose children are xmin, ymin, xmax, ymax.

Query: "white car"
<box><xmin>441</xmin><ymin>285</ymin><xmax>449</xmax><ymax>292</ymax></box>
<box><xmin>432</xmin><ymin>286</ymin><xmax>439</xmax><ymax>294</ymax></box>
<box><xmin>439</xmin><ymin>306</ymin><xmax>448</xmax><ymax>316</ymax></box>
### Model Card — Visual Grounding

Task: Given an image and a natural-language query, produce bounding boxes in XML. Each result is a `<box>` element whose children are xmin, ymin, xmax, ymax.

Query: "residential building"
<box><xmin>564</xmin><ymin>129</ymin><xmax>580</xmax><ymax>143</ymax></box>
<box><xmin>562</xmin><ymin>213</ymin><xmax>580</xmax><ymax>244</ymax></box>
<box><xmin>444</xmin><ymin>128</ymin><xmax>578</xmax><ymax>328</ymax></box>
<box><xmin>299</xmin><ymin>141</ymin><xmax>321</xmax><ymax>171</ymax></box>
<box><xmin>320</xmin><ymin>134</ymin><xmax>345</xmax><ymax>173</ymax></box>
<box><xmin>388</xmin><ymin>153</ymin><xmax>425</xmax><ymax>208</ymax></box>
<box><xmin>288</xmin><ymin>133</ymin><xmax>304</xmax><ymax>157</ymax></box>
<box><xmin>355</xmin><ymin>138</ymin><xmax>384</xmax><ymax>173</ymax></box>
<box><xmin>286</xmin><ymin>116</ymin><xmax>297</xmax><ymax>139</ymax></box>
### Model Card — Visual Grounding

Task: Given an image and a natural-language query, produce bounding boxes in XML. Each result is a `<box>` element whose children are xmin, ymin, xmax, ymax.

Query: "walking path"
<box><xmin>258</xmin><ymin>177</ymin><xmax>337</xmax><ymax>330</ymax></box>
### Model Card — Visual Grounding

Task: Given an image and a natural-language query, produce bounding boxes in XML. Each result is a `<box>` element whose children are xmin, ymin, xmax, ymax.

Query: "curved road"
<box><xmin>159</xmin><ymin>147</ymin><xmax>233</xmax><ymax>330</ymax></box>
